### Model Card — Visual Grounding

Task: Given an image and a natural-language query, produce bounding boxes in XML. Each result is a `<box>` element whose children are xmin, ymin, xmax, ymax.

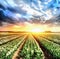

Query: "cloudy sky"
<box><xmin>0</xmin><ymin>0</ymin><xmax>60</xmax><ymax>31</ymax></box>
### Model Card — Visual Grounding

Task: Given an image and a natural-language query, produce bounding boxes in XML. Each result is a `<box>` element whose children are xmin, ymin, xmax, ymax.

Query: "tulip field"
<box><xmin>0</xmin><ymin>32</ymin><xmax>60</xmax><ymax>59</ymax></box>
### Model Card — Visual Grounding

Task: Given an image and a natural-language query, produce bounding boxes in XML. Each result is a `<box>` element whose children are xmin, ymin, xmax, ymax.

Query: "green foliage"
<box><xmin>19</xmin><ymin>36</ymin><xmax>44</xmax><ymax>59</ymax></box>
<box><xmin>37</xmin><ymin>35</ymin><xmax>60</xmax><ymax>59</ymax></box>
<box><xmin>0</xmin><ymin>35</ymin><xmax>25</xmax><ymax>59</ymax></box>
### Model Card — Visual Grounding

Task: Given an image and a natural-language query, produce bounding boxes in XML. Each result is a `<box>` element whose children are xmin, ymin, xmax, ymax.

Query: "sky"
<box><xmin>0</xmin><ymin>0</ymin><xmax>60</xmax><ymax>32</ymax></box>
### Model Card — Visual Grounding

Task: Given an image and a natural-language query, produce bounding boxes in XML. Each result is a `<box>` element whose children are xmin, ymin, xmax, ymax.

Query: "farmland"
<box><xmin>0</xmin><ymin>32</ymin><xmax>60</xmax><ymax>59</ymax></box>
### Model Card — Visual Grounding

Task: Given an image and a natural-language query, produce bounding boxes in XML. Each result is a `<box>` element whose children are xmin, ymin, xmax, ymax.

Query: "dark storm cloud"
<box><xmin>0</xmin><ymin>10</ymin><xmax>16</xmax><ymax>25</ymax></box>
<box><xmin>45</xmin><ymin>15</ymin><xmax>60</xmax><ymax>24</ymax></box>
<box><xmin>0</xmin><ymin>0</ymin><xmax>60</xmax><ymax>26</ymax></box>
<box><xmin>0</xmin><ymin>2</ymin><xmax>27</xmax><ymax>26</ymax></box>
<box><xmin>7</xmin><ymin>7</ymin><xmax>27</xmax><ymax>15</ymax></box>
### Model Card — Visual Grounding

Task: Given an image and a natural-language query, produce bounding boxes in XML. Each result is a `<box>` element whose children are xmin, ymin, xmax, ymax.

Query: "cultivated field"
<box><xmin>0</xmin><ymin>32</ymin><xmax>60</xmax><ymax>59</ymax></box>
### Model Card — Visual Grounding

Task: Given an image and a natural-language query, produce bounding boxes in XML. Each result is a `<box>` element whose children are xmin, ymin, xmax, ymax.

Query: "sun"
<box><xmin>29</xmin><ymin>28</ymin><xmax>44</xmax><ymax>33</ymax></box>
<box><xmin>11</xmin><ymin>23</ymin><xmax>45</xmax><ymax>33</ymax></box>
<box><xmin>25</xmin><ymin>25</ymin><xmax>45</xmax><ymax>33</ymax></box>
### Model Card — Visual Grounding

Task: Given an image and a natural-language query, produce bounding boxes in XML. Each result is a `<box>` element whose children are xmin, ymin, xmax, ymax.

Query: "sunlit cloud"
<box><xmin>0</xmin><ymin>0</ymin><xmax>60</xmax><ymax>31</ymax></box>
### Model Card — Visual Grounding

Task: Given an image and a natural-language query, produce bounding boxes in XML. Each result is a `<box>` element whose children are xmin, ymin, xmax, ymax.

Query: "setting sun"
<box><xmin>28</xmin><ymin>28</ymin><xmax>44</xmax><ymax>33</ymax></box>
<box><xmin>24</xmin><ymin>24</ymin><xmax>45</xmax><ymax>33</ymax></box>
<box><xmin>10</xmin><ymin>23</ymin><xmax>46</xmax><ymax>33</ymax></box>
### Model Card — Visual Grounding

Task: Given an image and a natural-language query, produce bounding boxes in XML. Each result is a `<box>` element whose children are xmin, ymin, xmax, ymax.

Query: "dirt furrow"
<box><xmin>39</xmin><ymin>36</ymin><xmax>60</xmax><ymax>45</ymax></box>
<box><xmin>32</xmin><ymin>34</ymin><xmax>54</xmax><ymax>59</ymax></box>
<box><xmin>30</xmin><ymin>34</ymin><xmax>45</xmax><ymax>59</ymax></box>
<box><xmin>0</xmin><ymin>34</ymin><xmax>24</xmax><ymax>45</ymax></box>
<box><xmin>12</xmin><ymin>35</ymin><xmax>28</xmax><ymax>59</ymax></box>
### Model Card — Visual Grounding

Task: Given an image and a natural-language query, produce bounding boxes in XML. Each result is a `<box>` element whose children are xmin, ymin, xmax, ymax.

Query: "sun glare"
<box><xmin>12</xmin><ymin>23</ymin><xmax>45</xmax><ymax>33</ymax></box>
<box><xmin>25</xmin><ymin>24</ymin><xmax>45</xmax><ymax>33</ymax></box>
<box><xmin>29</xmin><ymin>28</ymin><xmax>44</xmax><ymax>33</ymax></box>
